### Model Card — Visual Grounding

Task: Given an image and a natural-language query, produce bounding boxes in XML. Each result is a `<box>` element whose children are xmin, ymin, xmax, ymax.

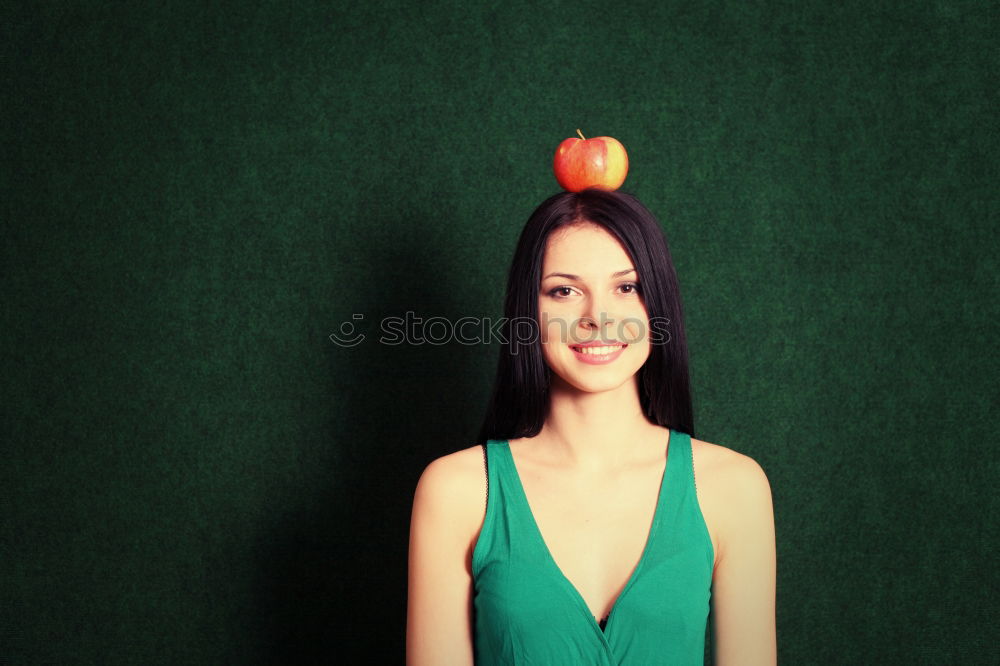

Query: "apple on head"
<box><xmin>553</xmin><ymin>129</ymin><xmax>629</xmax><ymax>192</ymax></box>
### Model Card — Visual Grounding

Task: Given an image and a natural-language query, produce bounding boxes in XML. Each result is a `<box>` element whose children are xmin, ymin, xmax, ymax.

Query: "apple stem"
<box><xmin>576</xmin><ymin>129</ymin><xmax>585</xmax><ymax>140</ymax></box>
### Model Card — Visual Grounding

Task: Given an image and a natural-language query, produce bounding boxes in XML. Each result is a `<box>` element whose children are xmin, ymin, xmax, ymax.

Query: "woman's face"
<box><xmin>538</xmin><ymin>221</ymin><xmax>651</xmax><ymax>394</ymax></box>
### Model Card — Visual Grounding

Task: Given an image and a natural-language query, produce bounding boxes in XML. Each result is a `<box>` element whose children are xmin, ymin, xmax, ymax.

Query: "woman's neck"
<box><xmin>537</xmin><ymin>377</ymin><xmax>666</xmax><ymax>472</ymax></box>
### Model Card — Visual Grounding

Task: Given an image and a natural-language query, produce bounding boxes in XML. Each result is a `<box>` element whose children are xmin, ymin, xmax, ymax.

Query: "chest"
<box><xmin>471</xmin><ymin>435</ymin><xmax>715</xmax><ymax>664</ymax></box>
<box><xmin>514</xmin><ymin>461</ymin><xmax>664</xmax><ymax>620</ymax></box>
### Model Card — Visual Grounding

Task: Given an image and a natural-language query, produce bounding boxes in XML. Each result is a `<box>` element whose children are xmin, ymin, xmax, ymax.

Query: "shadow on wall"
<box><xmin>249</xmin><ymin>193</ymin><xmax>491</xmax><ymax>663</ymax></box>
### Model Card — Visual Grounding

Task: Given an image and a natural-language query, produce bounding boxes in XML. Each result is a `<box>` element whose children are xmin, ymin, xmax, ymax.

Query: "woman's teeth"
<box><xmin>573</xmin><ymin>345</ymin><xmax>624</xmax><ymax>355</ymax></box>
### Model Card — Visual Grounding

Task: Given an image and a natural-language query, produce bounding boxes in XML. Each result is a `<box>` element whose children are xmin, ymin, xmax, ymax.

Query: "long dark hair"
<box><xmin>476</xmin><ymin>188</ymin><xmax>695</xmax><ymax>443</ymax></box>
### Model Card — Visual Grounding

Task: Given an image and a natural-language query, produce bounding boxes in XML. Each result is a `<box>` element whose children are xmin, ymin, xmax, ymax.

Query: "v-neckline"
<box><xmin>501</xmin><ymin>430</ymin><xmax>674</xmax><ymax>638</ymax></box>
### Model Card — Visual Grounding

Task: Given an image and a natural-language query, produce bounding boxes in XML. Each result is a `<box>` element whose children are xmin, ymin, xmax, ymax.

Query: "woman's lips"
<box><xmin>569</xmin><ymin>343</ymin><xmax>627</xmax><ymax>365</ymax></box>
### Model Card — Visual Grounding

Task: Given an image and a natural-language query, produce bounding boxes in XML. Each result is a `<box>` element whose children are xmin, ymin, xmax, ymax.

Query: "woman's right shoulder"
<box><xmin>411</xmin><ymin>445</ymin><xmax>489</xmax><ymax>539</ymax></box>
<box><xmin>408</xmin><ymin>447</ymin><xmax>486</xmax><ymax>662</ymax></box>
<box><xmin>415</xmin><ymin>444</ymin><xmax>487</xmax><ymax>494</ymax></box>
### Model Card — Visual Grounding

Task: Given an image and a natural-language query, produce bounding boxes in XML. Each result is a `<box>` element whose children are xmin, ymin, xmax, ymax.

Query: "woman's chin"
<box><xmin>550</xmin><ymin>373</ymin><xmax>638</xmax><ymax>396</ymax></box>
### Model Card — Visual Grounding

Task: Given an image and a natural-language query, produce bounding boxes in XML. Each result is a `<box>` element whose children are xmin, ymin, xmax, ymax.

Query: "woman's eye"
<box><xmin>620</xmin><ymin>282</ymin><xmax>641</xmax><ymax>295</ymax></box>
<box><xmin>547</xmin><ymin>284</ymin><xmax>640</xmax><ymax>298</ymax></box>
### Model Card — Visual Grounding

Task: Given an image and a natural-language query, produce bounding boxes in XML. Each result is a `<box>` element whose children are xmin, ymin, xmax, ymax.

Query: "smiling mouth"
<box><xmin>569</xmin><ymin>344</ymin><xmax>627</xmax><ymax>355</ymax></box>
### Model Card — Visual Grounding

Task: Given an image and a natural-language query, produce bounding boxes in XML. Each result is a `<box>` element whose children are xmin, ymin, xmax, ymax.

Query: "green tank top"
<box><xmin>472</xmin><ymin>429</ymin><xmax>714</xmax><ymax>665</ymax></box>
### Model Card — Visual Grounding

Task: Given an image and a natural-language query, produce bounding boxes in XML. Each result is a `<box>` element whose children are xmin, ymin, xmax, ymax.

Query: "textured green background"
<box><xmin>3</xmin><ymin>1</ymin><xmax>997</xmax><ymax>663</ymax></box>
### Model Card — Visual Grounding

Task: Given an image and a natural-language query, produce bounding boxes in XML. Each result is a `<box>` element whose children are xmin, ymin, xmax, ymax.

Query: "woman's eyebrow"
<box><xmin>542</xmin><ymin>268</ymin><xmax>636</xmax><ymax>280</ymax></box>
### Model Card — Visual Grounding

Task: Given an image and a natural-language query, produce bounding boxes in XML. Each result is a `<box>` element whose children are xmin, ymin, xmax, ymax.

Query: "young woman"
<box><xmin>407</xmin><ymin>189</ymin><xmax>776</xmax><ymax>665</ymax></box>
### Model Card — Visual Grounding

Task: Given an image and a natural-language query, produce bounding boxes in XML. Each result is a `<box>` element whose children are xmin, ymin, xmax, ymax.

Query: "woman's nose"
<box><xmin>585</xmin><ymin>292</ymin><xmax>615</xmax><ymax>322</ymax></box>
<box><xmin>577</xmin><ymin>297</ymin><xmax>615</xmax><ymax>337</ymax></box>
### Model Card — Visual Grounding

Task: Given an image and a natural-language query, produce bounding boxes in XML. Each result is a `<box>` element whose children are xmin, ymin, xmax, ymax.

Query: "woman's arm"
<box><xmin>711</xmin><ymin>455</ymin><xmax>777</xmax><ymax>665</ymax></box>
<box><xmin>406</xmin><ymin>454</ymin><xmax>476</xmax><ymax>666</ymax></box>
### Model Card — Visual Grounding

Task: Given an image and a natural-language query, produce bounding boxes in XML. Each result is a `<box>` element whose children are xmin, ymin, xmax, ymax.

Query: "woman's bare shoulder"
<box><xmin>412</xmin><ymin>445</ymin><xmax>488</xmax><ymax>539</ymax></box>
<box><xmin>690</xmin><ymin>436</ymin><xmax>770</xmax><ymax>490</ymax></box>
<box><xmin>415</xmin><ymin>444</ymin><xmax>486</xmax><ymax>497</ymax></box>
<box><xmin>689</xmin><ymin>436</ymin><xmax>773</xmax><ymax>554</ymax></box>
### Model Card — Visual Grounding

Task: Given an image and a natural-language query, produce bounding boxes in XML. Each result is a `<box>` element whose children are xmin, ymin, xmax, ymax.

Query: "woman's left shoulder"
<box><xmin>689</xmin><ymin>437</ymin><xmax>775</xmax><ymax>565</ymax></box>
<box><xmin>689</xmin><ymin>436</ymin><xmax>773</xmax><ymax>509</ymax></box>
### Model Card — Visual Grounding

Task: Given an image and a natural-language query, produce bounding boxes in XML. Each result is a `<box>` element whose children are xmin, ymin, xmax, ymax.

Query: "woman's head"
<box><xmin>477</xmin><ymin>189</ymin><xmax>694</xmax><ymax>442</ymax></box>
<box><xmin>537</xmin><ymin>220</ymin><xmax>652</xmax><ymax>395</ymax></box>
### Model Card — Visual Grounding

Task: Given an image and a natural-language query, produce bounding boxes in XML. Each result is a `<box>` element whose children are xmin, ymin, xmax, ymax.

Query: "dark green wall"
<box><xmin>3</xmin><ymin>1</ymin><xmax>996</xmax><ymax>663</ymax></box>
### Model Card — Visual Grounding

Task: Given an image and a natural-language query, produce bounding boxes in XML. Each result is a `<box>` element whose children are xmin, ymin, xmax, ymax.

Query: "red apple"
<box><xmin>553</xmin><ymin>130</ymin><xmax>629</xmax><ymax>192</ymax></box>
